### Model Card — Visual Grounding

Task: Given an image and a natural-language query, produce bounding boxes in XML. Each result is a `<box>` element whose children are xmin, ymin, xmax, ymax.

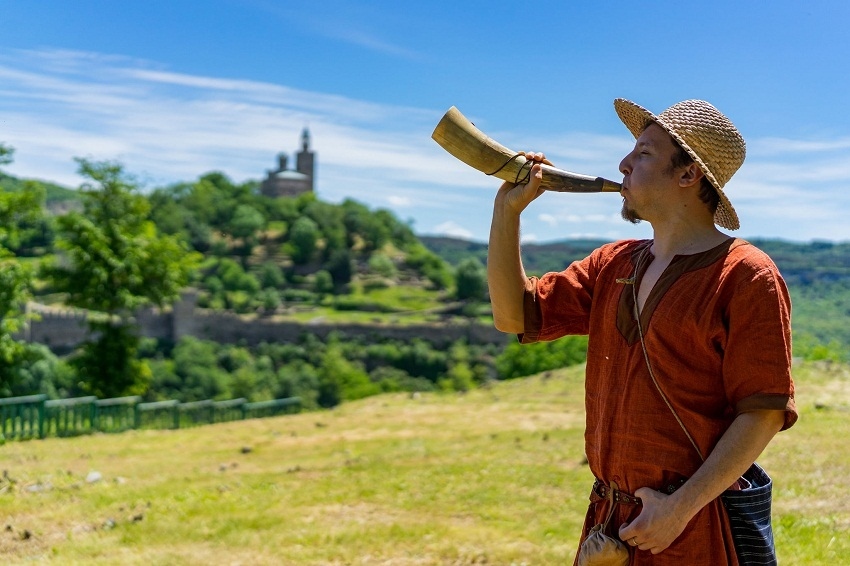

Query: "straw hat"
<box><xmin>614</xmin><ymin>98</ymin><xmax>746</xmax><ymax>230</ymax></box>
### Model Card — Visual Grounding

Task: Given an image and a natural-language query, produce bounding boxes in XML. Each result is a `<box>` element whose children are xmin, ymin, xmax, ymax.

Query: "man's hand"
<box><xmin>618</xmin><ymin>489</ymin><xmax>690</xmax><ymax>555</ymax></box>
<box><xmin>495</xmin><ymin>152</ymin><xmax>549</xmax><ymax>214</ymax></box>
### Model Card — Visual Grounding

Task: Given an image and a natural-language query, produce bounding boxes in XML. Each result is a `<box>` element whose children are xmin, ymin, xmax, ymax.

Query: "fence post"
<box><xmin>38</xmin><ymin>396</ymin><xmax>46</xmax><ymax>439</ymax></box>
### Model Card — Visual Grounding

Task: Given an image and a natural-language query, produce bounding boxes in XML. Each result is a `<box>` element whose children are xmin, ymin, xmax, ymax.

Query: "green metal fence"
<box><xmin>244</xmin><ymin>397</ymin><xmax>302</xmax><ymax>419</ymax></box>
<box><xmin>0</xmin><ymin>394</ymin><xmax>301</xmax><ymax>441</ymax></box>
<box><xmin>44</xmin><ymin>396</ymin><xmax>97</xmax><ymax>437</ymax></box>
<box><xmin>96</xmin><ymin>396</ymin><xmax>141</xmax><ymax>433</ymax></box>
<box><xmin>1</xmin><ymin>394</ymin><xmax>46</xmax><ymax>441</ymax></box>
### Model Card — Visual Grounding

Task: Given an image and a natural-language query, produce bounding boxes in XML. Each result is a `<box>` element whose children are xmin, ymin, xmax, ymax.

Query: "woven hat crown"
<box><xmin>614</xmin><ymin>98</ymin><xmax>746</xmax><ymax>230</ymax></box>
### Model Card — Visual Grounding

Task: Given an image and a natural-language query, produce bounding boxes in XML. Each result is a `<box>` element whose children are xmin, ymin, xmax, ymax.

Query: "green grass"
<box><xmin>1</xmin><ymin>362</ymin><xmax>848</xmax><ymax>565</ymax></box>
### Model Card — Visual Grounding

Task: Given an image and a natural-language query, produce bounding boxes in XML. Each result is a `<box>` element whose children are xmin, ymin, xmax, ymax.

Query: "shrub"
<box><xmin>495</xmin><ymin>336</ymin><xmax>588</xmax><ymax>379</ymax></box>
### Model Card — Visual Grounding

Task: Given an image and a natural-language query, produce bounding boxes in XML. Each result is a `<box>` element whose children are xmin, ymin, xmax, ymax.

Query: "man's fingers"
<box><xmin>523</xmin><ymin>151</ymin><xmax>554</xmax><ymax>167</ymax></box>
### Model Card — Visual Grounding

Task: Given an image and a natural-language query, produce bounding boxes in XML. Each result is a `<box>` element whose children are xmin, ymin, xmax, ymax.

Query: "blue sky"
<box><xmin>1</xmin><ymin>0</ymin><xmax>849</xmax><ymax>243</ymax></box>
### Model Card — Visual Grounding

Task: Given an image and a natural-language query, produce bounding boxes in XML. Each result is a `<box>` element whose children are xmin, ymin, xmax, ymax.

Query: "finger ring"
<box><xmin>631</xmin><ymin>537</ymin><xmax>638</xmax><ymax>546</ymax></box>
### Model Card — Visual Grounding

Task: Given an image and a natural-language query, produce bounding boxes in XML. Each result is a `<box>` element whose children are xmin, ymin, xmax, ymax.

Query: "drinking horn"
<box><xmin>431</xmin><ymin>106</ymin><xmax>622</xmax><ymax>193</ymax></box>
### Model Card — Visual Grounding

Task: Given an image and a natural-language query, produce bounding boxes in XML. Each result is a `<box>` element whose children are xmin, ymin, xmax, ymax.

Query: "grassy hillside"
<box><xmin>2</xmin><ymin>362</ymin><xmax>847</xmax><ymax>565</ymax></box>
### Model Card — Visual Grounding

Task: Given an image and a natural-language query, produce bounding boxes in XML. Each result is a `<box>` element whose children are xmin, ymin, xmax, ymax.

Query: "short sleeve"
<box><xmin>722</xmin><ymin>261</ymin><xmax>797</xmax><ymax>430</ymax></box>
<box><xmin>520</xmin><ymin>249</ymin><xmax>604</xmax><ymax>343</ymax></box>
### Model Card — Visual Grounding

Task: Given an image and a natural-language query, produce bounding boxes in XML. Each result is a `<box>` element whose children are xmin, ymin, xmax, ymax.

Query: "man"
<box><xmin>487</xmin><ymin>99</ymin><xmax>797</xmax><ymax>564</ymax></box>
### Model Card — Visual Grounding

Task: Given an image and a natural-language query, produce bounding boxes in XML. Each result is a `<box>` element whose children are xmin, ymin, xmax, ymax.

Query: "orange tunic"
<box><xmin>521</xmin><ymin>238</ymin><xmax>797</xmax><ymax>565</ymax></box>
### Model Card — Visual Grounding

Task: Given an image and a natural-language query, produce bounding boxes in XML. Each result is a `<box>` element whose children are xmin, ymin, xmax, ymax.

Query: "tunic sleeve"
<box><xmin>519</xmin><ymin>248</ymin><xmax>605</xmax><ymax>343</ymax></box>
<box><xmin>722</xmin><ymin>258</ymin><xmax>797</xmax><ymax>430</ymax></box>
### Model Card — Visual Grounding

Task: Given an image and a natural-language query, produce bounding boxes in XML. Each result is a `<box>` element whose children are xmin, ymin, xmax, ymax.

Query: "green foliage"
<box><xmin>149</xmin><ymin>336</ymin><xmax>231</xmax><ymax>401</ymax></box>
<box><xmin>790</xmin><ymin>281</ymin><xmax>850</xmax><ymax>362</ymax></box>
<box><xmin>0</xmin><ymin>258</ymin><xmax>32</xmax><ymax>374</ymax></box>
<box><xmin>71</xmin><ymin>322</ymin><xmax>151</xmax><ymax>398</ymax></box>
<box><xmin>326</xmin><ymin>248</ymin><xmax>353</xmax><ymax>286</ymax></box>
<box><xmin>794</xmin><ymin>333</ymin><xmax>845</xmax><ymax>362</ymax></box>
<box><xmin>133</xmin><ymin>334</ymin><xmax>495</xmax><ymax>406</ymax></box>
<box><xmin>316</xmin><ymin>342</ymin><xmax>379</xmax><ymax>408</ymax></box>
<box><xmin>142</xmin><ymin>170</ymin><xmax>455</xmax><ymax>312</ymax></box>
<box><xmin>341</xmin><ymin>198</ymin><xmax>391</xmax><ymax>252</ymax></box>
<box><xmin>228</xmin><ymin>204</ymin><xmax>266</xmax><ymax>242</ymax></box>
<box><xmin>275</xmin><ymin>360</ymin><xmax>320</xmax><ymax>408</ymax></box>
<box><xmin>288</xmin><ymin>216</ymin><xmax>320</xmax><ymax>264</ymax></box>
<box><xmin>495</xmin><ymin>336</ymin><xmax>589</xmax><ymax>379</ymax></box>
<box><xmin>362</xmin><ymin>338</ymin><xmax>450</xmax><ymax>382</ymax></box>
<box><xmin>259</xmin><ymin>262</ymin><xmax>285</xmax><ymax>288</ymax></box>
<box><xmin>0</xmin><ymin>343</ymin><xmax>77</xmax><ymax>398</ymax></box>
<box><xmin>368</xmin><ymin>252</ymin><xmax>397</xmax><ymax>279</ymax></box>
<box><xmin>0</xmin><ymin>170</ymin><xmax>46</xmax><ymax>393</ymax></box>
<box><xmin>45</xmin><ymin>159</ymin><xmax>200</xmax><ymax>314</ymax></box>
<box><xmin>260</xmin><ymin>287</ymin><xmax>281</xmax><ymax>313</ymax></box>
<box><xmin>440</xmin><ymin>341</ymin><xmax>476</xmax><ymax>392</ymax></box>
<box><xmin>0</xmin><ymin>143</ymin><xmax>13</xmax><ymax>167</ymax></box>
<box><xmin>304</xmin><ymin>200</ymin><xmax>346</xmax><ymax>257</ymax></box>
<box><xmin>215</xmin><ymin>258</ymin><xmax>260</xmax><ymax>293</ymax></box>
<box><xmin>454</xmin><ymin>257</ymin><xmax>487</xmax><ymax>301</ymax></box>
<box><xmin>313</xmin><ymin>270</ymin><xmax>334</xmax><ymax>295</ymax></box>
<box><xmin>405</xmin><ymin>243</ymin><xmax>453</xmax><ymax>290</ymax></box>
<box><xmin>41</xmin><ymin>159</ymin><xmax>199</xmax><ymax>397</ymax></box>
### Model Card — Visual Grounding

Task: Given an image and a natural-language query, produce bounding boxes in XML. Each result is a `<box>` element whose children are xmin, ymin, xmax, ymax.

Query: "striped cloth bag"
<box><xmin>721</xmin><ymin>463</ymin><xmax>777</xmax><ymax>565</ymax></box>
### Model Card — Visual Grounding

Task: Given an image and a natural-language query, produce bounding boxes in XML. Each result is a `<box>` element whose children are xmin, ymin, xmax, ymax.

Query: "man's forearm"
<box><xmin>486</xmin><ymin>163</ymin><xmax>545</xmax><ymax>334</ymax></box>
<box><xmin>487</xmin><ymin>199</ymin><xmax>528</xmax><ymax>333</ymax></box>
<box><xmin>668</xmin><ymin>409</ymin><xmax>786</xmax><ymax>520</ymax></box>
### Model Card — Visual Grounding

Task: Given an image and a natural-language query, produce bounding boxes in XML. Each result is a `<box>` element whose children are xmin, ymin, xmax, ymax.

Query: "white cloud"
<box><xmin>387</xmin><ymin>195</ymin><xmax>412</xmax><ymax>207</ymax></box>
<box><xmin>750</xmin><ymin>136</ymin><xmax>850</xmax><ymax>155</ymax></box>
<box><xmin>539</xmin><ymin>213</ymin><xmax>558</xmax><ymax>227</ymax></box>
<box><xmin>431</xmin><ymin>221</ymin><xmax>474</xmax><ymax>240</ymax></box>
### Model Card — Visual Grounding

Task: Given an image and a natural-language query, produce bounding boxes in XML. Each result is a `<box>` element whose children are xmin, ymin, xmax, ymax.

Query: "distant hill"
<box><xmin>420</xmin><ymin>235</ymin><xmax>607</xmax><ymax>277</ymax></box>
<box><xmin>423</xmin><ymin>235</ymin><xmax>850</xmax><ymax>283</ymax></box>
<box><xmin>0</xmin><ymin>172</ymin><xmax>79</xmax><ymax>201</ymax></box>
<box><xmin>423</xmin><ymin>235</ymin><xmax>850</xmax><ymax>360</ymax></box>
<box><xmin>0</xmin><ymin>172</ymin><xmax>82</xmax><ymax>215</ymax></box>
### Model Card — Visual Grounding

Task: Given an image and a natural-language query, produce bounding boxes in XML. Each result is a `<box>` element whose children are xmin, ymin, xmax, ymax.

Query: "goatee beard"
<box><xmin>621</xmin><ymin>200</ymin><xmax>642</xmax><ymax>224</ymax></box>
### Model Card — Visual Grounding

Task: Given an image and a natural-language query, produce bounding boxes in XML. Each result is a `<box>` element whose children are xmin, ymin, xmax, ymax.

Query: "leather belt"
<box><xmin>592</xmin><ymin>478</ymin><xmax>687</xmax><ymax>505</ymax></box>
<box><xmin>593</xmin><ymin>479</ymin><xmax>642</xmax><ymax>505</ymax></box>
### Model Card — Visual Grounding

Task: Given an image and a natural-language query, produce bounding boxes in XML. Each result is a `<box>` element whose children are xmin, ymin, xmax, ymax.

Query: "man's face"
<box><xmin>618</xmin><ymin>123</ymin><xmax>681</xmax><ymax>224</ymax></box>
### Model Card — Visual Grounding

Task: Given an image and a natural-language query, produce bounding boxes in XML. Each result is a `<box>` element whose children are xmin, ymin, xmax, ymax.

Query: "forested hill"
<box><xmin>422</xmin><ymin>235</ymin><xmax>850</xmax><ymax>361</ymax></box>
<box><xmin>0</xmin><ymin>171</ymin><xmax>80</xmax><ymax>204</ymax></box>
<box><xmin>421</xmin><ymin>235</ymin><xmax>850</xmax><ymax>284</ymax></box>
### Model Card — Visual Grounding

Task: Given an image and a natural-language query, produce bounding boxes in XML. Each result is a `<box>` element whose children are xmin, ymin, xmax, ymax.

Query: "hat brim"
<box><xmin>614</xmin><ymin>98</ymin><xmax>740</xmax><ymax>230</ymax></box>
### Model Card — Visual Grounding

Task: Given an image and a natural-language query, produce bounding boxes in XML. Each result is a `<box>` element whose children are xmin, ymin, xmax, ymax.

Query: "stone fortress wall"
<box><xmin>20</xmin><ymin>292</ymin><xmax>509</xmax><ymax>353</ymax></box>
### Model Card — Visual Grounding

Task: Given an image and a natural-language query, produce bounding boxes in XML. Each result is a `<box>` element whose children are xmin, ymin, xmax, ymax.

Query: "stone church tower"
<box><xmin>260</xmin><ymin>128</ymin><xmax>315</xmax><ymax>198</ymax></box>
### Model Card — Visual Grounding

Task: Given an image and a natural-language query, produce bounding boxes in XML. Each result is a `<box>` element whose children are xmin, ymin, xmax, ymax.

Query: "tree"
<box><xmin>0</xmin><ymin>256</ymin><xmax>33</xmax><ymax>389</ymax></box>
<box><xmin>405</xmin><ymin>243</ymin><xmax>453</xmax><ymax>290</ymax></box>
<box><xmin>289</xmin><ymin>216</ymin><xmax>319</xmax><ymax>265</ymax></box>
<box><xmin>43</xmin><ymin>159</ymin><xmax>200</xmax><ymax>397</ymax></box>
<box><xmin>228</xmin><ymin>204</ymin><xmax>265</xmax><ymax>252</ymax></box>
<box><xmin>313</xmin><ymin>270</ymin><xmax>334</xmax><ymax>296</ymax></box>
<box><xmin>0</xmin><ymin>143</ymin><xmax>13</xmax><ymax>167</ymax></box>
<box><xmin>316</xmin><ymin>342</ymin><xmax>378</xmax><ymax>407</ymax></box>
<box><xmin>325</xmin><ymin>248</ymin><xmax>353</xmax><ymax>286</ymax></box>
<box><xmin>455</xmin><ymin>257</ymin><xmax>487</xmax><ymax>301</ymax></box>
<box><xmin>0</xmin><ymin>146</ymin><xmax>47</xmax><ymax>393</ymax></box>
